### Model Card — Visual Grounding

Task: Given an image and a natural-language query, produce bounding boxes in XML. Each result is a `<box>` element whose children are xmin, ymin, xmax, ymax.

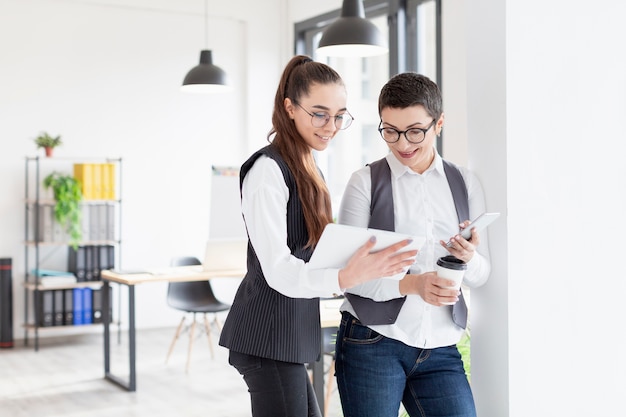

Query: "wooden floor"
<box><xmin>0</xmin><ymin>325</ymin><xmax>343</xmax><ymax>417</ymax></box>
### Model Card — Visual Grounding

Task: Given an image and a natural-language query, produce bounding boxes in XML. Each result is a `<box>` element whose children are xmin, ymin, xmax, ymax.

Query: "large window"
<box><xmin>407</xmin><ymin>0</ymin><xmax>441</xmax><ymax>83</ymax></box>
<box><xmin>295</xmin><ymin>0</ymin><xmax>440</xmax><ymax>213</ymax></box>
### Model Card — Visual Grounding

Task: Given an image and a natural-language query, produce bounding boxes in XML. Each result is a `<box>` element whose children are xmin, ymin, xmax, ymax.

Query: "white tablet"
<box><xmin>308</xmin><ymin>223</ymin><xmax>425</xmax><ymax>280</ymax></box>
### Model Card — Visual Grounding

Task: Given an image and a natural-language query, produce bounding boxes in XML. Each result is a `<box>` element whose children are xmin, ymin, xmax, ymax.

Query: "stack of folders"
<box><xmin>33</xmin><ymin>204</ymin><xmax>66</xmax><ymax>243</ymax></box>
<box><xmin>68</xmin><ymin>244</ymin><xmax>115</xmax><ymax>282</ymax></box>
<box><xmin>33</xmin><ymin>269</ymin><xmax>77</xmax><ymax>287</ymax></box>
<box><xmin>73</xmin><ymin>163</ymin><xmax>117</xmax><ymax>200</ymax></box>
<box><xmin>34</xmin><ymin>287</ymin><xmax>112</xmax><ymax>327</ymax></box>
<box><xmin>81</xmin><ymin>202</ymin><xmax>116</xmax><ymax>242</ymax></box>
<box><xmin>33</xmin><ymin>202</ymin><xmax>116</xmax><ymax>243</ymax></box>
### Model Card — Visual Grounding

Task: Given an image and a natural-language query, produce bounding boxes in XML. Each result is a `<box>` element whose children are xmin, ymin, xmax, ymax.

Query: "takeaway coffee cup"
<box><xmin>436</xmin><ymin>256</ymin><xmax>467</xmax><ymax>304</ymax></box>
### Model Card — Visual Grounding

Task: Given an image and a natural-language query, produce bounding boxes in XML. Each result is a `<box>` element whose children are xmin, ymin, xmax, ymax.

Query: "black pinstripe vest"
<box><xmin>218</xmin><ymin>144</ymin><xmax>321</xmax><ymax>363</ymax></box>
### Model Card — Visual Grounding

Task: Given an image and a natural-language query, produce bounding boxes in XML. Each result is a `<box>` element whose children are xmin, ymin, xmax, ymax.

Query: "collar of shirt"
<box><xmin>384</xmin><ymin>147</ymin><xmax>445</xmax><ymax>180</ymax></box>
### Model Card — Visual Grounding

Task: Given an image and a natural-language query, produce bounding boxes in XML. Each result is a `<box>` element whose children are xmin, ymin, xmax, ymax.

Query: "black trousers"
<box><xmin>228</xmin><ymin>350</ymin><xmax>322</xmax><ymax>417</ymax></box>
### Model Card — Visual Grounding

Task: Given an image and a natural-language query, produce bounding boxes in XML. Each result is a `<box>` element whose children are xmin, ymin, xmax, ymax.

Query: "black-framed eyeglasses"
<box><xmin>378</xmin><ymin>119</ymin><xmax>437</xmax><ymax>144</ymax></box>
<box><xmin>295</xmin><ymin>102</ymin><xmax>354</xmax><ymax>130</ymax></box>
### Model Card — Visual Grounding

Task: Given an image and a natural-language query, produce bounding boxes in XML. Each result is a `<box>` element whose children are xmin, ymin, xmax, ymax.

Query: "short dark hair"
<box><xmin>378</xmin><ymin>72</ymin><xmax>442</xmax><ymax>120</ymax></box>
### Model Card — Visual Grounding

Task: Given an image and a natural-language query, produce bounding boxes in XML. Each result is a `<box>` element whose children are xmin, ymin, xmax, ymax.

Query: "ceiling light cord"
<box><xmin>180</xmin><ymin>0</ymin><xmax>230</xmax><ymax>93</ymax></box>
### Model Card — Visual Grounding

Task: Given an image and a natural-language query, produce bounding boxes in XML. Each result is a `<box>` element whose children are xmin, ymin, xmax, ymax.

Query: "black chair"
<box><xmin>165</xmin><ymin>256</ymin><xmax>231</xmax><ymax>372</ymax></box>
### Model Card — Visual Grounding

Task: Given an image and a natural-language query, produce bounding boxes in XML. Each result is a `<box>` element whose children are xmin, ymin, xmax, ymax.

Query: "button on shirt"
<box><xmin>338</xmin><ymin>150</ymin><xmax>492</xmax><ymax>349</ymax></box>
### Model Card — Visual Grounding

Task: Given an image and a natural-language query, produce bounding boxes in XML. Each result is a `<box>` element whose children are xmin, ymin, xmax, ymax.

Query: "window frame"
<box><xmin>294</xmin><ymin>0</ymin><xmax>442</xmax><ymax>152</ymax></box>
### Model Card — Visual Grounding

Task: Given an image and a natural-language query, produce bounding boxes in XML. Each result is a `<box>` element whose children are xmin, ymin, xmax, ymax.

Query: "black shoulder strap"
<box><xmin>442</xmin><ymin>159</ymin><xmax>469</xmax><ymax>223</ymax></box>
<box><xmin>368</xmin><ymin>158</ymin><xmax>394</xmax><ymax>231</ymax></box>
<box><xmin>441</xmin><ymin>160</ymin><xmax>470</xmax><ymax>330</ymax></box>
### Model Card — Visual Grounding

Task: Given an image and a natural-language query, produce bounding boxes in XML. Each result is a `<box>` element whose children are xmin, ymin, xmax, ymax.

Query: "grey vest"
<box><xmin>345</xmin><ymin>157</ymin><xmax>469</xmax><ymax>329</ymax></box>
<box><xmin>218</xmin><ymin>144</ymin><xmax>321</xmax><ymax>363</ymax></box>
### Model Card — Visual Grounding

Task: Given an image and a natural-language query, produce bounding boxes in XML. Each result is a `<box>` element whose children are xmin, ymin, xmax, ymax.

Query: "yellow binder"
<box><xmin>73</xmin><ymin>163</ymin><xmax>94</xmax><ymax>200</ymax></box>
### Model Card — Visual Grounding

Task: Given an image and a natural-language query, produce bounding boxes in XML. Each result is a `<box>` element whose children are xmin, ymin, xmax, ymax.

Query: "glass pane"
<box><xmin>311</xmin><ymin>15</ymin><xmax>390</xmax><ymax>215</ymax></box>
<box><xmin>415</xmin><ymin>0</ymin><xmax>437</xmax><ymax>81</ymax></box>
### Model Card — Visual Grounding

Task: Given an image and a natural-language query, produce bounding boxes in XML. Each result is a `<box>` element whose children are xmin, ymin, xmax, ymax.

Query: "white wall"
<box><xmin>293</xmin><ymin>1</ymin><xmax>626</xmax><ymax>416</ymax></box>
<box><xmin>464</xmin><ymin>0</ymin><xmax>626</xmax><ymax>416</ymax></box>
<box><xmin>462</xmin><ymin>0</ymin><xmax>509</xmax><ymax>415</ymax></box>
<box><xmin>0</xmin><ymin>0</ymin><xmax>284</xmax><ymax>333</ymax></box>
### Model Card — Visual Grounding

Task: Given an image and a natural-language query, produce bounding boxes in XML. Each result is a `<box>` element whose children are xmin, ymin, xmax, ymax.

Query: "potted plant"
<box><xmin>34</xmin><ymin>132</ymin><xmax>62</xmax><ymax>157</ymax></box>
<box><xmin>43</xmin><ymin>172</ymin><xmax>83</xmax><ymax>248</ymax></box>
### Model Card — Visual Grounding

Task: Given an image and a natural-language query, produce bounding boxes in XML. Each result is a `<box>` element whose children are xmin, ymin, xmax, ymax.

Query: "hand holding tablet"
<box><xmin>446</xmin><ymin>212</ymin><xmax>500</xmax><ymax>247</ymax></box>
<box><xmin>309</xmin><ymin>223</ymin><xmax>426</xmax><ymax>280</ymax></box>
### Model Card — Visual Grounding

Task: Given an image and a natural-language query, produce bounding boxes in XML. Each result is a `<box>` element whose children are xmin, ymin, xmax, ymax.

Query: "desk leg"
<box><xmin>103</xmin><ymin>280</ymin><xmax>136</xmax><ymax>392</ymax></box>
<box><xmin>103</xmin><ymin>280</ymin><xmax>110</xmax><ymax>375</ymax></box>
<box><xmin>312</xmin><ymin>336</ymin><xmax>325</xmax><ymax>413</ymax></box>
<box><xmin>128</xmin><ymin>285</ymin><xmax>136</xmax><ymax>390</ymax></box>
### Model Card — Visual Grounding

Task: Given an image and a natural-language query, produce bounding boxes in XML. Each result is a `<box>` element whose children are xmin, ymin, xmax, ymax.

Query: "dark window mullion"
<box><xmin>406</xmin><ymin>0</ymin><xmax>442</xmax><ymax>153</ymax></box>
<box><xmin>387</xmin><ymin>0</ymin><xmax>405</xmax><ymax>76</ymax></box>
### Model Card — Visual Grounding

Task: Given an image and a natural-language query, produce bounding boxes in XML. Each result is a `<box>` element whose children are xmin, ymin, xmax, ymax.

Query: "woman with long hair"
<box><xmin>219</xmin><ymin>55</ymin><xmax>416</xmax><ymax>417</ymax></box>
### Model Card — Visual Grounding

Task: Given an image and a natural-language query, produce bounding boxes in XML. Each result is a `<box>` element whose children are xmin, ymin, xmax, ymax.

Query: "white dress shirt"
<box><xmin>338</xmin><ymin>150</ymin><xmax>492</xmax><ymax>348</ymax></box>
<box><xmin>241</xmin><ymin>155</ymin><xmax>342</xmax><ymax>299</ymax></box>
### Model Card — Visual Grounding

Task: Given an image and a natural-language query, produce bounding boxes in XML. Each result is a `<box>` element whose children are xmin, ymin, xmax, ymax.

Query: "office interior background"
<box><xmin>1</xmin><ymin>0</ymin><xmax>625</xmax><ymax>416</ymax></box>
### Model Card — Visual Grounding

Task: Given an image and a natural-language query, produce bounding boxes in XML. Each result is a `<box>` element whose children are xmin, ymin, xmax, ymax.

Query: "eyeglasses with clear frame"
<box><xmin>378</xmin><ymin>119</ymin><xmax>437</xmax><ymax>144</ymax></box>
<box><xmin>295</xmin><ymin>102</ymin><xmax>354</xmax><ymax>130</ymax></box>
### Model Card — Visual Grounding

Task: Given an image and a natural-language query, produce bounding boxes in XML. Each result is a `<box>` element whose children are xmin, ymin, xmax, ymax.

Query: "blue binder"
<box><xmin>82</xmin><ymin>288</ymin><xmax>93</xmax><ymax>324</ymax></box>
<box><xmin>72</xmin><ymin>288</ymin><xmax>83</xmax><ymax>325</ymax></box>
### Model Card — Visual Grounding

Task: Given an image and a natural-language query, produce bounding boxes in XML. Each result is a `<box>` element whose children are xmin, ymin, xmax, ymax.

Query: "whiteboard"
<box><xmin>208</xmin><ymin>166</ymin><xmax>247</xmax><ymax>239</ymax></box>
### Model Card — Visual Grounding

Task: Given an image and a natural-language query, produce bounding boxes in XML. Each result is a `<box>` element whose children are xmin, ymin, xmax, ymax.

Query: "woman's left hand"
<box><xmin>440</xmin><ymin>220</ymin><xmax>479</xmax><ymax>263</ymax></box>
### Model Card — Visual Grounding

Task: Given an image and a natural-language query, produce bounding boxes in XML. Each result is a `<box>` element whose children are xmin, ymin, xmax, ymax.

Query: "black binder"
<box><xmin>68</xmin><ymin>246</ymin><xmax>87</xmax><ymax>282</ymax></box>
<box><xmin>92</xmin><ymin>288</ymin><xmax>103</xmax><ymax>323</ymax></box>
<box><xmin>53</xmin><ymin>290</ymin><xmax>64</xmax><ymax>326</ymax></box>
<box><xmin>63</xmin><ymin>289</ymin><xmax>74</xmax><ymax>325</ymax></box>
<box><xmin>98</xmin><ymin>244</ymin><xmax>115</xmax><ymax>277</ymax></box>
<box><xmin>90</xmin><ymin>245</ymin><xmax>100</xmax><ymax>281</ymax></box>
<box><xmin>101</xmin><ymin>244</ymin><xmax>115</xmax><ymax>271</ymax></box>
<box><xmin>35</xmin><ymin>291</ymin><xmax>54</xmax><ymax>327</ymax></box>
<box><xmin>84</xmin><ymin>246</ymin><xmax>94</xmax><ymax>282</ymax></box>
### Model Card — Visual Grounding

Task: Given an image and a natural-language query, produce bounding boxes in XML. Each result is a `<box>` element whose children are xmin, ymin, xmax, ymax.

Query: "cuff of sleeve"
<box><xmin>466</xmin><ymin>255</ymin><xmax>479</xmax><ymax>273</ymax></box>
<box><xmin>325</xmin><ymin>268</ymin><xmax>344</xmax><ymax>296</ymax></box>
<box><xmin>391</xmin><ymin>280</ymin><xmax>404</xmax><ymax>298</ymax></box>
<box><xmin>463</xmin><ymin>254</ymin><xmax>487</xmax><ymax>287</ymax></box>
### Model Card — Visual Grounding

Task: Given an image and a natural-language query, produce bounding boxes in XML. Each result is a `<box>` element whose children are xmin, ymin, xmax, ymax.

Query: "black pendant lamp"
<box><xmin>181</xmin><ymin>0</ymin><xmax>230</xmax><ymax>93</ymax></box>
<box><xmin>317</xmin><ymin>0</ymin><xmax>388</xmax><ymax>57</ymax></box>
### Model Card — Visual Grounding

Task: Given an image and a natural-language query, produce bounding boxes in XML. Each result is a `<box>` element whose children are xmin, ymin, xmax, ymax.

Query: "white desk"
<box><xmin>101</xmin><ymin>266</ymin><xmax>246</xmax><ymax>392</ymax></box>
<box><xmin>101</xmin><ymin>266</ymin><xmax>342</xmax><ymax>412</ymax></box>
<box><xmin>320</xmin><ymin>297</ymin><xmax>342</xmax><ymax>328</ymax></box>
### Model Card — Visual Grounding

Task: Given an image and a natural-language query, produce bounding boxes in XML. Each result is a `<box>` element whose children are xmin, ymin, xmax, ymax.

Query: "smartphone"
<box><xmin>446</xmin><ymin>212</ymin><xmax>500</xmax><ymax>247</ymax></box>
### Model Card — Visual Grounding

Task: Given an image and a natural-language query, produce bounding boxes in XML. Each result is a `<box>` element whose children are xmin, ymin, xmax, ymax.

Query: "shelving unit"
<box><xmin>23</xmin><ymin>156</ymin><xmax>122</xmax><ymax>351</ymax></box>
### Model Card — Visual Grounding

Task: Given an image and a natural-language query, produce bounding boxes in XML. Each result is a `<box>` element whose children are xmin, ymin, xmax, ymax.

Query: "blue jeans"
<box><xmin>228</xmin><ymin>350</ymin><xmax>322</xmax><ymax>417</ymax></box>
<box><xmin>335</xmin><ymin>312</ymin><xmax>476</xmax><ymax>417</ymax></box>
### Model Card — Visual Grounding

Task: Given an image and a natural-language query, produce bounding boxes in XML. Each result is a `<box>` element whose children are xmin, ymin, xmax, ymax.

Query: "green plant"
<box><xmin>457</xmin><ymin>328</ymin><xmax>471</xmax><ymax>381</ymax></box>
<box><xmin>43</xmin><ymin>172</ymin><xmax>82</xmax><ymax>249</ymax></box>
<box><xmin>34</xmin><ymin>132</ymin><xmax>62</xmax><ymax>149</ymax></box>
